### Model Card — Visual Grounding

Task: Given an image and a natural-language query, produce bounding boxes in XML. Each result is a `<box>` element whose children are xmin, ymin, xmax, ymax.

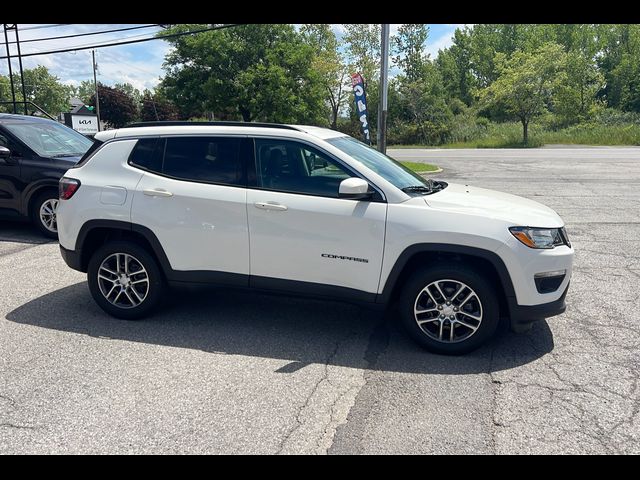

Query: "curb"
<box><xmin>417</xmin><ymin>167</ymin><xmax>443</xmax><ymax>175</ymax></box>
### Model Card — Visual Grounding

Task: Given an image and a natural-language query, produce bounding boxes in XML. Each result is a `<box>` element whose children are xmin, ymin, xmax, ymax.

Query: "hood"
<box><xmin>424</xmin><ymin>182</ymin><xmax>564</xmax><ymax>228</ymax></box>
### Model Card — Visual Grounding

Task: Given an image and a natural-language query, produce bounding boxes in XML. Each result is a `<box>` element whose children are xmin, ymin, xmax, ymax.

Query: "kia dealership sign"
<box><xmin>70</xmin><ymin>115</ymin><xmax>98</xmax><ymax>135</ymax></box>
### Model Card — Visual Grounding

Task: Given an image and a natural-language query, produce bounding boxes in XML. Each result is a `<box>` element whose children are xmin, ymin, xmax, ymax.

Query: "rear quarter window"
<box><xmin>128</xmin><ymin>137</ymin><xmax>162</xmax><ymax>173</ymax></box>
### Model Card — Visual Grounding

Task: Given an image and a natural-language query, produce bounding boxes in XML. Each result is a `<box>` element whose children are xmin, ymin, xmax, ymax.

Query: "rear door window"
<box><xmin>162</xmin><ymin>136</ymin><xmax>245</xmax><ymax>186</ymax></box>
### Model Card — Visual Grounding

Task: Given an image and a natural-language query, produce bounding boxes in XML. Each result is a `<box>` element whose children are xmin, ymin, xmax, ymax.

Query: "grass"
<box><xmin>441</xmin><ymin>122</ymin><xmax>544</xmax><ymax>148</ymax></box>
<box><xmin>400</xmin><ymin>161</ymin><xmax>440</xmax><ymax>173</ymax></box>
<box><xmin>390</xmin><ymin>121</ymin><xmax>640</xmax><ymax>149</ymax></box>
<box><xmin>538</xmin><ymin>123</ymin><xmax>640</xmax><ymax>146</ymax></box>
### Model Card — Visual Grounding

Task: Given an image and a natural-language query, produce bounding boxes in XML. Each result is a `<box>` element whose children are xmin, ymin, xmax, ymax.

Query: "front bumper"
<box><xmin>509</xmin><ymin>282</ymin><xmax>569</xmax><ymax>326</ymax></box>
<box><xmin>60</xmin><ymin>245</ymin><xmax>84</xmax><ymax>272</ymax></box>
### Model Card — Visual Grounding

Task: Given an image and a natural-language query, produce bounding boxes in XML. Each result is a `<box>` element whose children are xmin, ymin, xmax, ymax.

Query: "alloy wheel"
<box><xmin>413</xmin><ymin>279</ymin><xmax>483</xmax><ymax>344</ymax></box>
<box><xmin>97</xmin><ymin>253</ymin><xmax>150</xmax><ymax>309</ymax></box>
<box><xmin>39</xmin><ymin>199</ymin><xmax>59</xmax><ymax>233</ymax></box>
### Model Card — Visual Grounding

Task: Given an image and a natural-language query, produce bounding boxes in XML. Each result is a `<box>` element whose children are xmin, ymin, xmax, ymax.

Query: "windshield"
<box><xmin>326</xmin><ymin>136</ymin><xmax>432</xmax><ymax>191</ymax></box>
<box><xmin>4</xmin><ymin>121</ymin><xmax>93</xmax><ymax>158</ymax></box>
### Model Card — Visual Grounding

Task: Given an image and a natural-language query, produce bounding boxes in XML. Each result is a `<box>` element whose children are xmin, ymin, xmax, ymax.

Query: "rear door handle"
<box><xmin>143</xmin><ymin>188</ymin><xmax>173</xmax><ymax>197</ymax></box>
<box><xmin>254</xmin><ymin>201</ymin><xmax>288</xmax><ymax>211</ymax></box>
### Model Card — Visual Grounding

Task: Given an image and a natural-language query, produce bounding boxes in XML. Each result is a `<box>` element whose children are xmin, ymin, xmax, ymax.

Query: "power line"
<box><xmin>0</xmin><ymin>24</ymin><xmax>239</xmax><ymax>60</ymax></box>
<box><xmin>98</xmin><ymin>50</ymin><xmax>163</xmax><ymax>76</ymax></box>
<box><xmin>5</xmin><ymin>24</ymin><xmax>160</xmax><ymax>45</ymax></box>
<box><xmin>9</xmin><ymin>30</ymin><xmax>166</xmax><ymax>57</ymax></box>
<box><xmin>25</xmin><ymin>29</ymin><xmax>166</xmax><ymax>53</ymax></box>
<box><xmin>18</xmin><ymin>24</ymin><xmax>71</xmax><ymax>32</ymax></box>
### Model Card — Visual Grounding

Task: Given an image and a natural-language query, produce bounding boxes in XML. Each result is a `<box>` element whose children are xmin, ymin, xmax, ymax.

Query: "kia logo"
<box><xmin>79</xmin><ymin>120</ymin><xmax>92</xmax><ymax>125</ymax></box>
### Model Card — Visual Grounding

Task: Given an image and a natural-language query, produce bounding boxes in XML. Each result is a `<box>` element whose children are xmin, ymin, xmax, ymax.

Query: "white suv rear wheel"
<box><xmin>87</xmin><ymin>241</ymin><xmax>165</xmax><ymax>320</ymax></box>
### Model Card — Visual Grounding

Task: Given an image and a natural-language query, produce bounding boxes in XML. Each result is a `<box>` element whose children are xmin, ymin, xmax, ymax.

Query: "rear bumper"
<box><xmin>60</xmin><ymin>245</ymin><xmax>84</xmax><ymax>272</ymax></box>
<box><xmin>509</xmin><ymin>282</ymin><xmax>569</xmax><ymax>326</ymax></box>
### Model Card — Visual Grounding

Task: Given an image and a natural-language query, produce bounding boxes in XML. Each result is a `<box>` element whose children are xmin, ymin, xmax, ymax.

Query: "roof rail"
<box><xmin>124</xmin><ymin>121</ymin><xmax>302</xmax><ymax>131</ymax></box>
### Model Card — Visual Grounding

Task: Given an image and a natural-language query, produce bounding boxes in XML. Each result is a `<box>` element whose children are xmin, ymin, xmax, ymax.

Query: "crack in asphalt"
<box><xmin>326</xmin><ymin>313</ymin><xmax>391</xmax><ymax>455</ymax></box>
<box><xmin>487</xmin><ymin>346</ymin><xmax>504</xmax><ymax>453</ymax></box>
<box><xmin>0</xmin><ymin>394</ymin><xmax>17</xmax><ymax>409</ymax></box>
<box><xmin>0</xmin><ymin>242</ymin><xmax>49</xmax><ymax>260</ymax></box>
<box><xmin>0</xmin><ymin>423</ymin><xmax>38</xmax><ymax>430</ymax></box>
<box><xmin>275</xmin><ymin>329</ymin><xmax>358</xmax><ymax>455</ymax></box>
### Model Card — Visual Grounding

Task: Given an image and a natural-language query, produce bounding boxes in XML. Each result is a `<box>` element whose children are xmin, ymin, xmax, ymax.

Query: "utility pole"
<box><xmin>377</xmin><ymin>24</ymin><xmax>390</xmax><ymax>154</ymax></box>
<box><xmin>2</xmin><ymin>25</ymin><xmax>17</xmax><ymax>114</ymax></box>
<box><xmin>92</xmin><ymin>50</ymin><xmax>101</xmax><ymax>131</ymax></box>
<box><xmin>13</xmin><ymin>24</ymin><xmax>27</xmax><ymax>115</ymax></box>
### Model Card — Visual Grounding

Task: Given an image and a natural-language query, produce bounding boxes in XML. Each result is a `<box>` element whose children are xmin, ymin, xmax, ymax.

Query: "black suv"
<box><xmin>0</xmin><ymin>113</ymin><xmax>93</xmax><ymax>238</ymax></box>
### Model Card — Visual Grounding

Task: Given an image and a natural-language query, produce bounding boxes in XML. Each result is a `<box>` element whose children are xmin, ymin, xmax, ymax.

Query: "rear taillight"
<box><xmin>59</xmin><ymin>177</ymin><xmax>81</xmax><ymax>200</ymax></box>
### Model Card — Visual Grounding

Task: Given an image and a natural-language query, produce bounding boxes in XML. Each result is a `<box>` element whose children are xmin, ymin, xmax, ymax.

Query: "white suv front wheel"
<box><xmin>398</xmin><ymin>264</ymin><xmax>500</xmax><ymax>355</ymax></box>
<box><xmin>87</xmin><ymin>241</ymin><xmax>165</xmax><ymax>320</ymax></box>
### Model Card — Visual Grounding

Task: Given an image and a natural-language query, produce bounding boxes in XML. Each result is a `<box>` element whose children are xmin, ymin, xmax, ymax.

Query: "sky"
<box><xmin>0</xmin><ymin>24</ymin><xmax>467</xmax><ymax>93</ymax></box>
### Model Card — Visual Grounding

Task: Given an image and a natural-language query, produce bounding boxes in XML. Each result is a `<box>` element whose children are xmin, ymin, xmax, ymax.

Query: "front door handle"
<box><xmin>143</xmin><ymin>188</ymin><xmax>173</xmax><ymax>197</ymax></box>
<box><xmin>254</xmin><ymin>201</ymin><xmax>288</xmax><ymax>211</ymax></box>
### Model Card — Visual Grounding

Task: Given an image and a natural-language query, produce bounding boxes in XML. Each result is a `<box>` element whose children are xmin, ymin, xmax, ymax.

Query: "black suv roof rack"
<box><xmin>124</xmin><ymin>121</ymin><xmax>302</xmax><ymax>131</ymax></box>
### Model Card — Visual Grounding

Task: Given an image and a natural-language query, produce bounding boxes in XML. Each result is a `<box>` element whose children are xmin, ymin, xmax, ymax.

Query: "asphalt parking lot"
<box><xmin>1</xmin><ymin>146</ymin><xmax>639</xmax><ymax>454</ymax></box>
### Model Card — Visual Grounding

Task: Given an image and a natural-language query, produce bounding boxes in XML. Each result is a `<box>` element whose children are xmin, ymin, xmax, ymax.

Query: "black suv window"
<box><xmin>0</xmin><ymin>131</ymin><xmax>24</xmax><ymax>156</ymax></box>
<box><xmin>163</xmin><ymin>137</ymin><xmax>244</xmax><ymax>186</ymax></box>
<box><xmin>255</xmin><ymin>139</ymin><xmax>351</xmax><ymax>198</ymax></box>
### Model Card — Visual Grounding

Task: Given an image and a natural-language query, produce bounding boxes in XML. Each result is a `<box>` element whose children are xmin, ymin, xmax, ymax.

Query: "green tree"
<box><xmin>343</xmin><ymin>24</ymin><xmax>381</xmax><ymax>85</ymax></box>
<box><xmin>73</xmin><ymin>80</ymin><xmax>97</xmax><ymax>105</ymax></box>
<box><xmin>140</xmin><ymin>90</ymin><xmax>180</xmax><ymax>121</ymax></box>
<box><xmin>90</xmin><ymin>83</ymin><xmax>138</xmax><ymax>128</ymax></box>
<box><xmin>114</xmin><ymin>83</ymin><xmax>142</xmax><ymax>103</ymax></box>
<box><xmin>435</xmin><ymin>28</ymin><xmax>476</xmax><ymax>105</ymax></box>
<box><xmin>15</xmin><ymin>66</ymin><xmax>72</xmax><ymax>116</ymax></box>
<box><xmin>609</xmin><ymin>54</ymin><xmax>640</xmax><ymax>112</ymax></box>
<box><xmin>0</xmin><ymin>75</ymin><xmax>14</xmax><ymax>113</ymax></box>
<box><xmin>113</xmin><ymin>82</ymin><xmax>142</xmax><ymax>119</ymax></box>
<box><xmin>392</xmin><ymin>24</ymin><xmax>429</xmax><ymax>82</ymax></box>
<box><xmin>554</xmin><ymin>50</ymin><xmax>604</xmax><ymax>125</ymax></box>
<box><xmin>300</xmin><ymin>24</ymin><xmax>348</xmax><ymax>129</ymax></box>
<box><xmin>481</xmin><ymin>43</ymin><xmax>566</xmax><ymax>144</ymax></box>
<box><xmin>160</xmin><ymin>24</ymin><xmax>326</xmax><ymax>124</ymax></box>
<box><xmin>597</xmin><ymin>24</ymin><xmax>640</xmax><ymax>112</ymax></box>
<box><xmin>397</xmin><ymin>63</ymin><xmax>453</xmax><ymax>145</ymax></box>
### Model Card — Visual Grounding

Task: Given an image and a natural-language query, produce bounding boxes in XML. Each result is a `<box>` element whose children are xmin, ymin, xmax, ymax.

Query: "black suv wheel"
<box><xmin>30</xmin><ymin>190</ymin><xmax>60</xmax><ymax>239</ymax></box>
<box><xmin>87</xmin><ymin>241</ymin><xmax>165</xmax><ymax>320</ymax></box>
<box><xmin>398</xmin><ymin>264</ymin><xmax>500</xmax><ymax>355</ymax></box>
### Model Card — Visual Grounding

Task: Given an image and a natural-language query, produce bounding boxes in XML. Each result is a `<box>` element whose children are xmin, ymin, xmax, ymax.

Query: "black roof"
<box><xmin>0</xmin><ymin>113</ymin><xmax>57</xmax><ymax>124</ymax></box>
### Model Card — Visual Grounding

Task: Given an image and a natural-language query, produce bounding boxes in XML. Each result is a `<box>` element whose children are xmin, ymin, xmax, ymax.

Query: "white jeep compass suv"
<box><xmin>57</xmin><ymin>122</ymin><xmax>573</xmax><ymax>355</ymax></box>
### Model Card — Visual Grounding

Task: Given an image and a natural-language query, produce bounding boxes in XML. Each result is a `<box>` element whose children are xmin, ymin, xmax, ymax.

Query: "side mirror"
<box><xmin>0</xmin><ymin>146</ymin><xmax>16</xmax><ymax>165</ymax></box>
<box><xmin>339</xmin><ymin>177</ymin><xmax>373</xmax><ymax>200</ymax></box>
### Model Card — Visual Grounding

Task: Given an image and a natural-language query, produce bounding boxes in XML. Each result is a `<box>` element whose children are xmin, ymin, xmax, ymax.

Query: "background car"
<box><xmin>0</xmin><ymin>113</ymin><xmax>93</xmax><ymax>238</ymax></box>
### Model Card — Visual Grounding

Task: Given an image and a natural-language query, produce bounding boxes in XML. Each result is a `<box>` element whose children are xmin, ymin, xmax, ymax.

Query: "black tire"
<box><xmin>30</xmin><ymin>190</ymin><xmax>59</xmax><ymax>239</ymax></box>
<box><xmin>397</xmin><ymin>263</ymin><xmax>500</xmax><ymax>355</ymax></box>
<box><xmin>87</xmin><ymin>240</ymin><xmax>165</xmax><ymax>320</ymax></box>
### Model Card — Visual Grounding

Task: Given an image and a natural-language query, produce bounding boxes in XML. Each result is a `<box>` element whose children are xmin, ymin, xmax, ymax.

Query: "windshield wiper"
<box><xmin>401</xmin><ymin>185</ymin><xmax>433</xmax><ymax>194</ymax></box>
<box><xmin>53</xmin><ymin>153</ymin><xmax>83</xmax><ymax>158</ymax></box>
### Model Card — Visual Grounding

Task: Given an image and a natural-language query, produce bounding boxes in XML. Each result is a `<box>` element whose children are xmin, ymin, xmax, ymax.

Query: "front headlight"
<box><xmin>509</xmin><ymin>226</ymin><xmax>569</xmax><ymax>249</ymax></box>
